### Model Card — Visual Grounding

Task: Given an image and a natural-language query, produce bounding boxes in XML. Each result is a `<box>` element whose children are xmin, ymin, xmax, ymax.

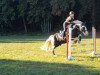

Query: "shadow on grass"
<box><xmin>0</xmin><ymin>35</ymin><xmax>47</xmax><ymax>43</ymax></box>
<box><xmin>0</xmin><ymin>59</ymin><xmax>100</xmax><ymax>75</ymax></box>
<box><xmin>0</xmin><ymin>39</ymin><xmax>45</xmax><ymax>43</ymax></box>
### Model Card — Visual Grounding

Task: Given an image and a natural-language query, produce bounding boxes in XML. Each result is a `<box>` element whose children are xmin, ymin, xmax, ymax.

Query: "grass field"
<box><xmin>0</xmin><ymin>33</ymin><xmax>100</xmax><ymax>75</ymax></box>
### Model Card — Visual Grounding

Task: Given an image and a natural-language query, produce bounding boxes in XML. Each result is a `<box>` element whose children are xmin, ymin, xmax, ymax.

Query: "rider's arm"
<box><xmin>65</xmin><ymin>17</ymin><xmax>71</xmax><ymax>24</ymax></box>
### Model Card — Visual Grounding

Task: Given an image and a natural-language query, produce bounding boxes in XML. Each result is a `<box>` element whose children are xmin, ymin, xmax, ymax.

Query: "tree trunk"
<box><xmin>41</xmin><ymin>19</ymin><xmax>52</xmax><ymax>33</ymax></box>
<box><xmin>22</xmin><ymin>17</ymin><xmax>27</xmax><ymax>33</ymax></box>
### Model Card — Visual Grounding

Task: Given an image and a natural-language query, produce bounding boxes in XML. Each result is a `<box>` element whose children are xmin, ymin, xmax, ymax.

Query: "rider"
<box><xmin>63</xmin><ymin>11</ymin><xmax>75</xmax><ymax>31</ymax></box>
<box><xmin>62</xmin><ymin>11</ymin><xmax>75</xmax><ymax>38</ymax></box>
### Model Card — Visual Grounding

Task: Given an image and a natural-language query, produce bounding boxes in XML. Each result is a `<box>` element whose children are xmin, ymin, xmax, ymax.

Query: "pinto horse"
<box><xmin>41</xmin><ymin>20</ymin><xmax>89</xmax><ymax>55</ymax></box>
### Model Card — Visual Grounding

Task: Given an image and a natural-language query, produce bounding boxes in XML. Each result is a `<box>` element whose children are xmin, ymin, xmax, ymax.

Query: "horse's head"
<box><xmin>80</xmin><ymin>23</ymin><xmax>89</xmax><ymax>36</ymax></box>
<box><xmin>73</xmin><ymin>20</ymin><xmax>89</xmax><ymax>36</ymax></box>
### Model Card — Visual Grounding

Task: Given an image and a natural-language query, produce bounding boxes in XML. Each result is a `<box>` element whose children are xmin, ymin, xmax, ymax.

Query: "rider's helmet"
<box><xmin>69</xmin><ymin>11</ymin><xmax>75</xmax><ymax>18</ymax></box>
<box><xmin>69</xmin><ymin>11</ymin><xmax>75</xmax><ymax>15</ymax></box>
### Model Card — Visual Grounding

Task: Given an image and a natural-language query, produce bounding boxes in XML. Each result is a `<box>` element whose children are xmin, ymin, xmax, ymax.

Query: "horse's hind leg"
<box><xmin>50</xmin><ymin>36</ymin><xmax>56</xmax><ymax>56</ymax></box>
<box><xmin>51</xmin><ymin>49</ymin><xmax>55</xmax><ymax>55</ymax></box>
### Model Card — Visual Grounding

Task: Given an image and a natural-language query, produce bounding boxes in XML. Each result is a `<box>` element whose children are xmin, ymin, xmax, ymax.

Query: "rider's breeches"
<box><xmin>63</xmin><ymin>21</ymin><xmax>69</xmax><ymax>37</ymax></box>
<box><xmin>63</xmin><ymin>21</ymin><xmax>67</xmax><ymax>31</ymax></box>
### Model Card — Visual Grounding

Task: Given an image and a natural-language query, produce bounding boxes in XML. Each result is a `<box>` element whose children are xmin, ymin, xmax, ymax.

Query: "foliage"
<box><xmin>0</xmin><ymin>0</ymin><xmax>95</xmax><ymax>34</ymax></box>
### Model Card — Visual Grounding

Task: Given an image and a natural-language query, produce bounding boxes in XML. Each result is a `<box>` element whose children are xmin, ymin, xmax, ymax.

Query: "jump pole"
<box><xmin>66</xmin><ymin>26</ymin><xmax>96</xmax><ymax>57</ymax></box>
<box><xmin>66</xmin><ymin>29</ymin><xmax>69</xmax><ymax>59</ymax></box>
<box><xmin>92</xmin><ymin>26</ymin><xmax>96</xmax><ymax>55</ymax></box>
<box><xmin>66</xmin><ymin>27</ymin><xmax>75</xmax><ymax>60</ymax></box>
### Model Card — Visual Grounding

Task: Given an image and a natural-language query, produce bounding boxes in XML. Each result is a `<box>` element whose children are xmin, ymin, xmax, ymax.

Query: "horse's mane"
<box><xmin>72</xmin><ymin>20</ymin><xmax>84</xmax><ymax>30</ymax></box>
<box><xmin>73</xmin><ymin>20</ymin><xmax>83</xmax><ymax>24</ymax></box>
<box><xmin>73</xmin><ymin>20</ymin><xmax>83</xmax><ymax>26</ymax></box>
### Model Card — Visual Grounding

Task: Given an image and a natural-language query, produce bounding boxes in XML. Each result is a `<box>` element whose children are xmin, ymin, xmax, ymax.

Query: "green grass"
<box><xmin>0</xmin><ymin>33</ymin><xmax>100</xmax><ymax>75</ymax></box>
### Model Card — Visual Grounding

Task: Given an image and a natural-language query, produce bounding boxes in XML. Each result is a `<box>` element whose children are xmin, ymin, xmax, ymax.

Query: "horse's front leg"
<box><xmin>78</xmin><ymin>34</ymin><xmax>82</xmax><ymax>44</ymax></box>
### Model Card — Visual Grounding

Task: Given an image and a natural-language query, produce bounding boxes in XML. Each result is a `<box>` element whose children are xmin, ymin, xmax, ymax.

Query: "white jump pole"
<box><xmin>68</xmin><ymin>28</ymin><xmax>72</xmax><ymax>59</ymax></box>
<box><xmin>66</xmin><ymin>26</ymin><xmax>96</xmax><ymax>57</ymax></box>
<box><xmin>66</xmin><ymin>27</ymin><xmax>75</xmax><ymax>60</ymax></box>
<box><xmin>91</xmin><ymin>26</ymin><xmax>96</xmax><ymax>55</ymax></box>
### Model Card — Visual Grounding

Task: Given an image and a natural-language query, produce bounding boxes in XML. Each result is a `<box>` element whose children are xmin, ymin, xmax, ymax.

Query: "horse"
<box><xmin>41</xmin><ymin>20</ymin><xmax>89</xmax><ymax>55</ymax></box>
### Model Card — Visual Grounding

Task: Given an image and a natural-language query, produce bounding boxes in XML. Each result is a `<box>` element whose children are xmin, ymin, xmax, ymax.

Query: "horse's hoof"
<box><xmin>52</xmin><ymin>54</ymin><xmax>57</xmax><ymax>57</ymax></box>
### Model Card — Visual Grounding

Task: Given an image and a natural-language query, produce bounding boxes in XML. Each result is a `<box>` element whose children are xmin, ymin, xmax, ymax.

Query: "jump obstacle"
<box><xmin>66</xmin><ymin>27</ymin><xmax>96</xmax><ymax>60</ymax></box>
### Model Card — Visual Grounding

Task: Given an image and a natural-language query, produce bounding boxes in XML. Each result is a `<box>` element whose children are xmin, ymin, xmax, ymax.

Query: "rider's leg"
<box><xmin>63</xmin><ymin>21</ymin><xmax>66</xmax><ymax>31</ymax></box>
<box><xmin>63</xmin><ymin>22</ymin><xmax>67</xmax><ymax>39</ymax></box>
<box><xmin>62</xmin><ymin>21</ymin><xmax>67</xmax><ymax>38</ymax></box>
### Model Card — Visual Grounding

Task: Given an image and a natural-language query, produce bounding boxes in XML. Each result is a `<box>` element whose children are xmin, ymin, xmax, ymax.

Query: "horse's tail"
<box><xmin>47</xmin><ymin>40</ymin><xmax>52</xmax><ymax>49</ymax></box>
<box><xmin>41</xmin><ymin>35</ymin><xmax>53</xmax><ymax>51</ymax></box>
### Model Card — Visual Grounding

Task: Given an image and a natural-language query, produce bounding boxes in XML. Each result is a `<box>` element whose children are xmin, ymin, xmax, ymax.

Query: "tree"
<box><xmin>50</xmin><ymin>0</ymin><xmax>76</xmax><ymax>30</ymax></box>
<box><xmin>27</xmin><ymin>0</ymin><xmax>52</xmax><ymax>32</ymax></box>
<box><xmin>77</xmin><ymin>0</ymin><xmax>93</xmax><ymax>19</ymax></box>
<box><xmin>18</xmin><ymin>0</ymin><xmax>28</xmax><ymax>33</ymax></box>
<box><xmin>0</xmin><ymin>0</ymin><xmax>95</xmax><ymax>34</ymax></box>
<box><xmin>51</xmin><ymin>0</ymin><xmax>75</xmax><ymax>16</ymax></box>
<box><xmin>0</xmin><ymin>0</ymin><xmax>15</xmax><ymax>33</ymax></box>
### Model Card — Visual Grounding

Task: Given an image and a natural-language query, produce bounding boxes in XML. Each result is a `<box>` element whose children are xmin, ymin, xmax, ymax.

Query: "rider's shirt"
<box><xmin>65</xmin><ymin>16</ymin><xmax>74</xmax><ymax>25</ymax></box>
<box><xmin>63</xmin><ymin>16</ymin><xmax>75</xmax><ymax>32</ymax></box>
<box><xmin>70</xmin><ymin>17</ymin><xmax>74</xmax><ymax>22</ymax></box>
